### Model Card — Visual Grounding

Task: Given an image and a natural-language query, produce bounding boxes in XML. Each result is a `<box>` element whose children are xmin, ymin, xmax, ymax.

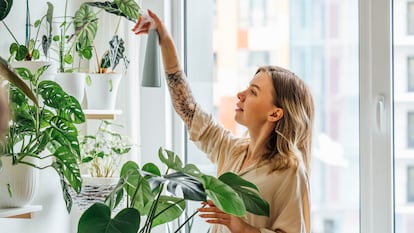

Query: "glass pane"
<box><xmin>185</xmin><ymin>0</ymin><xmax>359</xmax><ymax>232</ymax></box>
<box><xmin>394</xmin><ymin>0</ymin><xmax>414</xmax><ymax>232</ymax></box>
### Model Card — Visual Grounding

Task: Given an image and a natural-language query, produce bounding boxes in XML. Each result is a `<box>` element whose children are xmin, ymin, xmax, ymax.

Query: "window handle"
<box><xmin>376</xmin><ymin>95</ymin><xmax>385</xmax><ymax>132</ymax></box>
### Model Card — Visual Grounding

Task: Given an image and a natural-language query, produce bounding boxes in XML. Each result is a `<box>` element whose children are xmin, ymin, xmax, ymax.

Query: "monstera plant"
<box><xmin>0</xmin><ymin>56</ymin><xmax>85</xmax><ymax>212</ymax></box>
<box><xmin>78</xmin><ymin>148</ymin><xmax>270</xmax><ymax>233</ymax></box>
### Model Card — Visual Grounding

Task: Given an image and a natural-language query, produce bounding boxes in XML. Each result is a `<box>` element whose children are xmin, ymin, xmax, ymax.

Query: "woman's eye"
<box><xmin>249</xmin><ymin>89</ymin><xmax>257</xmax><ymax>95</ymax></box>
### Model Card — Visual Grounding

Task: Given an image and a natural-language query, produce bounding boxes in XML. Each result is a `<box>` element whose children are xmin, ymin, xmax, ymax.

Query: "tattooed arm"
<box><xmin>132</xmin><ymin>10</ymin><xmax>197</xmax><ymax>128</ymax></box>
<box><xmin>166</xmin><ymin>71</ymin><xmax>197</xmax><ymax>128</ymax></box>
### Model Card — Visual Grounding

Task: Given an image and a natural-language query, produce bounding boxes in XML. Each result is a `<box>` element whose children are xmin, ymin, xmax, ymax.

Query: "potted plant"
<box><xmin>70</xmin><ymin>120</ymin><xmax>133</xmax><ymax>210</ymax></box>
<box><xmin>79</xmin><ymin>0</ymin><xmax>140</xmax><ymax>110</ymax></box>
<box><xmin>1</xmin><ymin>0</ymin><xmax>58</xmax><ymax>86</ymax></box>
<box><xmin>49</xmin><ymin>0</ymin><xmax>98</xmax><ymax>103</ymax></box>
<box><xmin>77</xmin><ymin>148</ymin><xmax>270</xmax><ymax>233</ymax></box>
<box><xmin>0</xmin><ymin>57</ymin><xmax>85</xmax><ymax>212</ymax></box>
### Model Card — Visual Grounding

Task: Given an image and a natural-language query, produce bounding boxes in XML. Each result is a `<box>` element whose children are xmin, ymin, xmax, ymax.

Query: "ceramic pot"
<box><xmin>84</xmin><ymin>73</ymin><xmax>122</xmax><ymax>110</ymax></box>
<box><xmin>0</xmin><ymin>156</ymin><xmax>40</xmax><ymax>208</ymax></box>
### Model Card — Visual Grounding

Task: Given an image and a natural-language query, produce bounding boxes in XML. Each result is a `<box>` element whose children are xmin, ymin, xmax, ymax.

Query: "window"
<box><xmin>408</xmin><ymin>57</ymin><xmax>414</xmax><ymax>92</ymax></box>
<box><xmin>407</xmin><ymin>166</ymin><xmax>414</xmax><ymax>202</ymax></box>
<box><xmin>408</xmin><ymin>112</ymin><xmax>414</xmax><ymax>148</ymax></box>
<box><xmin>185</xmin><ymin>0</ymin><xmax>359</xmax><ymax>232</ymax></box>
<box><xmin>407</xmin><ymin>2</ymin><xmax>414</xmax><ymax>35</ymax></box>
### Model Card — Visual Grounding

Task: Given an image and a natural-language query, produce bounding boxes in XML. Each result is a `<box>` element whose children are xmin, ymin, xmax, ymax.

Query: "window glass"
<box><xmin>407</xmin><ymin>2</ymin><xmax>414</xmax><ymax>35</ymax></box>
<box><xmin>408</xmin><ymin>57</ymin><xmax>414</xmax><ymax>92</ymax></box>
<box><xmin>185</xmin><ymin>0</ymin><xmax>359</xmax><ymax>232</ymax></box>
<box><xmin>395</xmin><ymin>1</ymin><xmax>414</xmax><ymax>232</ymax></box>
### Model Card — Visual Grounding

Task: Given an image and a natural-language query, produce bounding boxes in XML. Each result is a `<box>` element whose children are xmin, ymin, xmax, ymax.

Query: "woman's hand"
<box><xmin>198</xmin><ymin>200</ymin><xmax>261</xmax><ymax>233</ymax></box>
<box><xmin>131</xmin><ymin>10</ymin><xmax>170</xmax><ymax>45</ymax></box>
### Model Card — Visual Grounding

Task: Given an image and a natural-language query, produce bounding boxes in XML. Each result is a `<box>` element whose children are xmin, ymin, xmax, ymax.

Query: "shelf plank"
<box><xmin>0</xmin><ymin>205</ymin><xmax>42</xmax><ymax>218</ymax></box>
<box><xmin>83</xmin><ymin>109</ymin><xmax>122</xmax><ymax>120</ymax></box>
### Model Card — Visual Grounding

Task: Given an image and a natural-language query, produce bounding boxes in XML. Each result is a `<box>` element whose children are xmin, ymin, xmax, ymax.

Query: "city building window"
<box><xmin>408</xmin><ymin>2</ymin><xmax>414</xmax><ymax>35</ymax></box>
<box><xmin>408</xmin><ymin>112</ymin><xmax>414</xmax><ymax>148</ymax></box>
<box><xmin>408</xmin><ymin>57</ymin><xmax>414</xmax><ymax>91</ymax></box>
<box><xmin>407</xmin><ymin>166</ymin><xmax>414</xmax><ymax>202</ymax></box>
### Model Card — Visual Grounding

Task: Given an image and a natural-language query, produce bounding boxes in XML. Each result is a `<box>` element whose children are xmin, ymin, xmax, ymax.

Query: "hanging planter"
<box><xmin>0</xmin><ymin>156</ymin><xmax>40</xmax><ymax>208</ymax></box>
<box><xmin>84</xmin><ymin>73</ymin><xmax>122</xmax><ymax>110</ymax></box>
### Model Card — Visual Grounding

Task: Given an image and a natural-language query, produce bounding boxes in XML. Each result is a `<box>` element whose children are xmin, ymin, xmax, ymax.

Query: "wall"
<box><xmin>0</xmin><ymin>1</ymin><xmax>141</xmax><ymax>232</ymax></box>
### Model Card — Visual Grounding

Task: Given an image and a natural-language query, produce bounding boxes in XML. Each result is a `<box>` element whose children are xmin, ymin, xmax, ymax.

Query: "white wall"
<box><xmin>0</xmin><ymin>0</ymin><xmax>142</xmax><ymax>232</ymax></box>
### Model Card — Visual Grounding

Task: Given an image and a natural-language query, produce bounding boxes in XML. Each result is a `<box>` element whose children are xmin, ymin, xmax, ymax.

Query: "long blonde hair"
<box><xmin>257</xmin><ymin>66</ymin><xmax>314</xmax><ymax>173</ymax></box>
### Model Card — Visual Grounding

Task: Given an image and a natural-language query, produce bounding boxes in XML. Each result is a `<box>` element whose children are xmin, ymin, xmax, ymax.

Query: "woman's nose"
<box><xmin>237</xmin><ymin>91</ymin><xmax>245</xmax><ymax>101</ymax></box>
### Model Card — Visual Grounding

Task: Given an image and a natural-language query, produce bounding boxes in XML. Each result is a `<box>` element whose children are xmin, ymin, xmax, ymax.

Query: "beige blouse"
<box><xmin>188</xmin><ymin>105</ymin><xmax>311</xmax><ymax>233</ymax></box>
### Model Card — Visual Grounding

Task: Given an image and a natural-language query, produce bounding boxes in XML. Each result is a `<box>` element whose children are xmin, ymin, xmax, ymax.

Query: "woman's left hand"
<box><xmin>198</xmin><ymin>200</ymin><xmax>261</xmax><ymax>233</ymax></box>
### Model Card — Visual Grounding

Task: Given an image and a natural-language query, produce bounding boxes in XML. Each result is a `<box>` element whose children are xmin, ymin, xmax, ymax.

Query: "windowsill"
<box><xmin>0</xmin><ymin>205</ymin><xmax>42</xmax><ymax>218</ymax></box>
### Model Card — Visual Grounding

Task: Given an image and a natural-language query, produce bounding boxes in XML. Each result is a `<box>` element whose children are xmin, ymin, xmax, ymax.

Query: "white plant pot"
<box><xmin>85</xmin><ymin>73</ymin><xmax>122</xmax><ymax>110</ymax></box>
<box><xmin>54</xmin><ymin>72</ymin><xmax>86</xmax><ymax>103</ymax></box>
<box><xmin>0</xmin><ymin>156</ymin><xmax>40</xmax><ymax>208</ymax></box>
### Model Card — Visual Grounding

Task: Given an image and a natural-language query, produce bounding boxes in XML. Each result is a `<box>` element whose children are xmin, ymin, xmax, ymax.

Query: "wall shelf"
<box><xmin>83</xmin><ymin>109</ymin><xmax>122</xmax><ymax>120</ymax></box>
<box><xmin>0</xmin><ymin>205</ymin><xmax>42</xmax><ymax>218</ymax></box>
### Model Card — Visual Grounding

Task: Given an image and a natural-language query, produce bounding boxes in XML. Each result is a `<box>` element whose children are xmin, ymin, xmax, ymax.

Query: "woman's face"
<box><xmin>235</xmin><ymin>71</ymin><xmax>277</xmax><ymax>128</ymax></box>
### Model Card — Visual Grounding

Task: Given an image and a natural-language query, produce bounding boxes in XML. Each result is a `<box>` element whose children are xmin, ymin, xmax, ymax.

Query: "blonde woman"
<box><xmin>133</xmin><ymin>10</ymin><xmax>315</xmax><ymax>233</ymax></box>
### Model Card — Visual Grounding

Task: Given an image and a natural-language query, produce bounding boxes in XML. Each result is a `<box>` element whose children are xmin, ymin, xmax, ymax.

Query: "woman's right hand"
<box><xmin>132</xmin><ymin>10</ymin><xmax>170</xmax><ymax>46</ymax></box>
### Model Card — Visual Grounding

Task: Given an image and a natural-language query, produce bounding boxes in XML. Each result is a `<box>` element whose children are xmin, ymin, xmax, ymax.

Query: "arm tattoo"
<box><xmin>166</xmin><ymin>71</ymin><xmax>197</xmax><ymax>128</ymax></box>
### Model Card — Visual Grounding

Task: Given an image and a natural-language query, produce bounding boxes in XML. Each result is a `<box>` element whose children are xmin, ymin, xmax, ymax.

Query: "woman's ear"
<box><xmin>268</xmin><ymin>108</ymin><xmax>284</xmax><ymax>122</ymax></box>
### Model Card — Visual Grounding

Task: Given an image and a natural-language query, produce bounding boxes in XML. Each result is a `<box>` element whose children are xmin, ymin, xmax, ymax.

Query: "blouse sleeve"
<box><xmin>187</xmin><ymin>105</ymin><xmax>248</xmax><ymax>173</ymax></box>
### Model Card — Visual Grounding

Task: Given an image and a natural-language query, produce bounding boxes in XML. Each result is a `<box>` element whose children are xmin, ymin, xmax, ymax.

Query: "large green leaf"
<box><xmin>78</xmin><ymin>203</ymin><xmax>140</xmax><ymax>233</ymax></box>
<box><xmin>219</xmin><ymin>172</ymin><xmax>270</xmax><ymax>216</ymax></box>
<box><xmin>38</xmin><ymin>80</ymin><xmax>85</xmax><ymax>123</ymax></box>
<box><xmin>73</xmin><ymin>4</ymin><xmax>98</xmax><ymax>50</ymax></box>
<box><xmin>147</xmin><ymin>195</ymin><xmax>185</xmax><ymax>228</ymax></box>
<box><xmin>52</xmin><ymin>145</ymin><xmax>82</xmax><ymax>193</ymax></box>
<box><xmin>85</xmin><ymin>1</ymin><xmax>139</xmax><ymax>22</ymax></box>
<box><xmin>120</xmin><ymin>161</ymin><xmax>155</xmax><ymax>213</ymax></box>
<box><xmin>0</xmin><ymin>0</ymin><xmax>13</xmax><ymax>21</ymax></box>
<box><xmin>201</xmin><ymin>174</ymin><xmax>246</xmax><ymax>217</ymax></box>
<box><xmin>158</xmin><ymin>148</ymin><xmax>203</xmax><ymax>178</ymax></box>
<box><xmin>49</xmin><ymin>117</ymin><xmax>80</xmax><ymax>156</ymax></box>
<box><xmin>0</xmin><ymin>57</ymin><xmax>38</xmax><ymax>106</ymax></box>
<box><xmin>114</xmin><ymin>0</ymin><xmax>140</xmax><ymax>20</ymax></box>
<box><xmin>163</xmin><ymin>172</ymin><xmax>206</xmax><ymax>201</ymax></box>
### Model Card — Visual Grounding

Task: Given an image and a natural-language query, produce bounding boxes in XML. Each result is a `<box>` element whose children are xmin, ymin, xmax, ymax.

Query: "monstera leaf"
<box><xmin>0</xmin><ymin>0</ymin><xmax>13</xmax><ymax>21</ymax></box>
<box><xmin>78</xmin><ymin>203</ymin><xmax>140</xmax><ymax>233</ymax></box>
<box><xmin>219</xmin><ymin>172</ymin><xmax>270</xmax><ymax>216</ymax></box>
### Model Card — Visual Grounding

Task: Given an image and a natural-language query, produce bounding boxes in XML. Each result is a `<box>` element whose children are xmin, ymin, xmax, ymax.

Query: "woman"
<box><xmin>133</xmin><ymin>10</ymin><xmax>314</xmax><ymax>233</ymax></box>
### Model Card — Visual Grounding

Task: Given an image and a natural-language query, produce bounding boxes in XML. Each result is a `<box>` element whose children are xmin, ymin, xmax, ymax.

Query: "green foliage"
<box><xmin>0</xmin><ymin>64</ymin><xmax>85</xmax><ymax>212</ymax></box>
<box><xmin>78</xmin><ymin>147</ymin><xmax>270</xmax><ymax>233</ymax></box>
<box><xmin>83</xmin><ymin>0</ymin><xmax>140</xmax><ymax>73</ymax></box>
<box><xmin>80</xmin><ymin>120</ymin><xmax>133</xmax><ymax>177</ymax></box>
<box><xmin>1</xmin><ymin>1</ymin><xmax>53</xmax><ymax>61</ymax></box>
<box><xmin>78</xmin><ymin>203</ymin><xmax>140</xmax><ymax>233</ymax></box>
<box><xmin>0</xmin><ymin>0</ymin><xmax>13</xmax><ymax>21</ymax></box>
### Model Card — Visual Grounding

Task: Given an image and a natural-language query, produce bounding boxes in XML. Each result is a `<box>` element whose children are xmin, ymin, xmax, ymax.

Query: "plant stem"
<box><xmin>1</xmin><ymin>21</ymin><xmax>19</xmax><ymax>44</ymax></box>
<box><xmin>174</xmin><ymin>204</ymin><xmax>206</xmax><ymax>233</ymax></box>
<box><xmin>152</xmin><ymin>199</ymin><xmax>185</xmax><ymax>219</ymax></box>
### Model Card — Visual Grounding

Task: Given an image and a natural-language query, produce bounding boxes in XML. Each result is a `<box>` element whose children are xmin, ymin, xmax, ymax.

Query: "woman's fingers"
<box><xmin>131</xmin><ymin>13</ymin><xmax>153</xmax><ymax>35</ymax></box>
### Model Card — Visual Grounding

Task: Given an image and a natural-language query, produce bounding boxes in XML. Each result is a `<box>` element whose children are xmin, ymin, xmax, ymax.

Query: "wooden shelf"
<box><xmin>83</xmin><ymin>109</ymin><xmax>122</xmax><ymax>120</ymax></box>
<box><xmin>0</xmin><ymin>205</ymin><xmax>42</xmax><ymax>219</ymax></box>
